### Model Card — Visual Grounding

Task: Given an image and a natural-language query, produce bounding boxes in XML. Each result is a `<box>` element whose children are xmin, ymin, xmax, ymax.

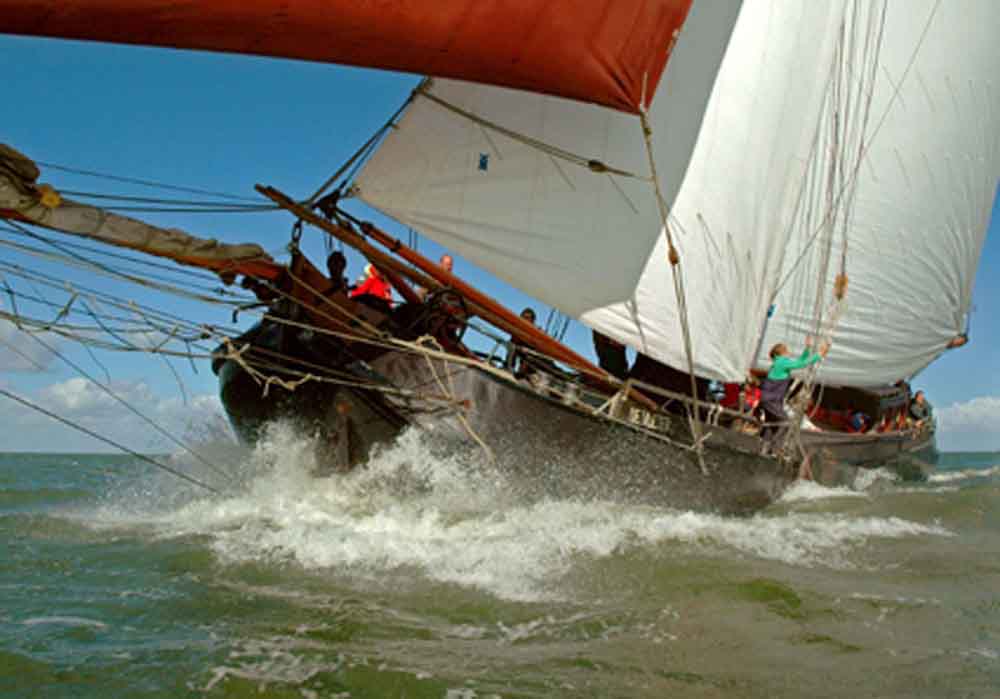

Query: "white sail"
<box><xmin>355</xmin><ymin>0</ymin><xmax>1000</xmax><ymax>385</ymax></box>
<box><xmin>762</xmin><ymin>0</ymin><xmax>1000</xmax><ymax>385</ymax></box>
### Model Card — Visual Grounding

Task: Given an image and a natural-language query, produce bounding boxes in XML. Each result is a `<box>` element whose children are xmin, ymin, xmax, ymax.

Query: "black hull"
<box><xmin>218</xmin><ymin>345</ymin><xmax>937</xmax><ymax>514</ymax></box>
<box><xmin>799</xmin><ymin>428</ymin><xmax>938</xmax><ymax>483</ymax></box>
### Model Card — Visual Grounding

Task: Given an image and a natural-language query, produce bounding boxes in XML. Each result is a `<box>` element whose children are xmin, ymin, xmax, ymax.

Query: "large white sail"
<box><xmin>763</xmin><ymin>0</ymin><xmax>1000</xmax><ymax>385</ymax></box>
<box><xmin>354</xmin><ymin>0</ymin><xmax>1000</xmax><ymax>386</ymax></box>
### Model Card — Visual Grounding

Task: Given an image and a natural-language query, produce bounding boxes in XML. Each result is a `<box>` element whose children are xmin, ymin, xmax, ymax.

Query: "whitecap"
<box><xmin>75</xmin><ymin>423</ymin><xmax>956</xmax><ymax>602</ymax></box>
<box><xmin>22</xmin><ymin>616</ymin><xmax>108</xmax><ymax>629</ymax></box>
<box><xmin>778</xmin><ymin>479</ymin><xmax>868</xmax><ymax>503</ymax></box>
<box><xmin>852</xmin><ymin>467</ymin><xmax>900</xmax><ymax>491</ymax></box>
<box><xmin>929</xmin><ymin>465</ymin><xmax>1000</xmax><ymax>484</ymax></box>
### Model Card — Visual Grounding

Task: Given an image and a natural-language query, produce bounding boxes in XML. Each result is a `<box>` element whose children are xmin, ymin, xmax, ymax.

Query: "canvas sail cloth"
<box><xmin>354</xmin><ymin>0</ymin><xmax>1000</xmax><ymax>386</ymax></box>
<box><xmin>0</xmin><ymin>0</ymin><xmax>691</xmax><ymax>114</ymax></box>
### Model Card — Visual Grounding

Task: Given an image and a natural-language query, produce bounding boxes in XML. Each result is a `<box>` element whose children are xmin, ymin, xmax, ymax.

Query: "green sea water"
<box><xmin>1</xmin><ymin>427</ymin><xmax>998</xmax><ymax>698</ymax></box>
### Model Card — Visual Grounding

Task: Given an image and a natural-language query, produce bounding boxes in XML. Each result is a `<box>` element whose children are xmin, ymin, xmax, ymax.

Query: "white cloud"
<box><xmin>937</xmin><ymin>396</ymin><xmax>1000</xmax><ymax>433</ymax></box>
<box><xmin>936</xmin><ymin>395</ymin><xmax>1000</xmax><ymax>452</ymax></box>
<box><xmin>39</xmin><ymin>376</ymin><xmax>153</xmax><ymax>414</ymax></box>
<box><xmin>0</xmin><ymin>316</ymin><xmax>60</xmax><ymax>371</ymax></box>
<box><xmin>1</xmin><ymin>376</ymin><xmax>232</xmax><ymax>452</ymax></box>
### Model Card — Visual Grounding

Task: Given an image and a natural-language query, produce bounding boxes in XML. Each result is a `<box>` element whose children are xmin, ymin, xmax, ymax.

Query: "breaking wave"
<box><xmin>83</xmin><ymin>423</ymin><xmax>952</xmax><ymax>601</ymax></box>
<box><xmin>928</xmin><ymin>464</ymin><xmax>1000</xmax><ymax>484</ymax></box>
<box><xmin>777</xmin><ymin>479</ymin><xmax>869</xmax><ymax>503</ymax></box>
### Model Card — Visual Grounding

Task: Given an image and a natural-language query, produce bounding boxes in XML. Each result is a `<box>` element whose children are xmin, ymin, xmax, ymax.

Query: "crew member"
<box><xmin>592</xmin><ymin>330</ymin><xmax>628</xmax><ymax>379</ymax></box>
<box><xmin>908</xmin><ymin>390</ymin><xmax>933</xmax><ymax>427</ymax></box>
<box><xmin>760</xmin><ymin>338</ymin><xmax>829</xmax><ymax>446</ymax></box>
<box><xmin>326</xmin><ymin>250</ymin><xmax>348</xmax><ymax>293</ymax></box>
<box><xmin>350</xmin><ymin>264</ymin><xmax>392</xmax><ymax>312</ymax></box>
<box><xmin>416</xmin><ymin>254</ymin><xmax>454</xmax><ymax>300</ymax></box>
<box><xmin>507</xmin><ymin>307</ymin><xmax>557</xmax><ymax>380</ymax></box>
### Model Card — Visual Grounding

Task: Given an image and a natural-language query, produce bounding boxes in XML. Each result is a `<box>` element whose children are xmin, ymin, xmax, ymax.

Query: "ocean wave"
<box><xmin>928</xmin><ymin>465</ymin><xmax>1000</xmax><ymax>484</ymax></box>
<box><xmin>778</xmin><ymin>480</ymin><xmax>868</xmax><ymax>503</ymax></box>
<box><xmin>0</xmin><ymin>487</ymin><xmax>93</xmax><ymax>508</ymax></box>
<box><xmin>82</xmin><ymin>424</ymin><xmax>955</xmax><ymax>602</ymax></box>
<box><xmin>851</xmin><ymin>467</ymin><xmax>901</xmax><ymax>491</ymax></box>
<box><xmin>22</xmin><ymin>616</ymin><xmax>107</xmax><ymax>629</ymax></box>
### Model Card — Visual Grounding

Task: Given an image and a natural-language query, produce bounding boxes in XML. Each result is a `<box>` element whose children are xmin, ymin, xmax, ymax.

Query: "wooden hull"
<box><xmin>219</xmin><ymin>349</ymin><xmax>790</xmax><ymax>514</ymax></box>
<box><xmin>217</xmin><ymin>341</ymin><xmax>937</xmax><ymax>514</ymax></box>
<box><xmin>800</xmin><ymin>428</ymin><xmax>938</xmax><ymax>484</ymax></box>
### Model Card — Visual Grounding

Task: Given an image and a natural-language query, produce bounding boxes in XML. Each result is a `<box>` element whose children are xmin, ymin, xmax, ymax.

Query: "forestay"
<box><xmin>354</xmin><ymin>0</ymin><xmax>999</xmax><ymax>386</ymax></box>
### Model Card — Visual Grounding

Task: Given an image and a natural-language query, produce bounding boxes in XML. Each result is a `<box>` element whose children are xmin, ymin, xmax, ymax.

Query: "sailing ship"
<box><xmin>1</xmin><ymin>0</ymin><xmax>996</xmax><ymax>513</ymax></box>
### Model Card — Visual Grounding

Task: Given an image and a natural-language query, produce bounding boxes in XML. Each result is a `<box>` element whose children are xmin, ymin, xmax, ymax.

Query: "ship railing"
<box><xmin>599</xmin><ymin>378</ymin><xmax>766</xmax><ymax>428</ymax></box>
<box><xmin>460</xmin><ymin>319</ymin><xmax>782</xmax><ymax>439</ymax></box>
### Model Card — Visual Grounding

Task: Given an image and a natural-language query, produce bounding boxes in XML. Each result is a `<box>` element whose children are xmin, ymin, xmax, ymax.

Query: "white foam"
<box><xmin>627</xmin><ymin>510</ymin><xmax>951</xmax><ymax>569</ymax></box>
<box><xmin>852</xmin><ymin>467</ymin><xmax>900</xmax><ymax>491</ymax></box>
<box><xmin>778</xmin><ymin>480</ymin><xmax>868</xmax><ymax>503</ymax></box>
<box><xmin>894</xmin><ymin>485</ymin><xmax>961</xmax><ymax>494</ymax></box>
<box><xmin>929</xmin><ymin>465</ymin><xmax>1000</xmax><ymax>484</ymax></box>
<box><xmin>22</xmin><ymin>616</ymin><xmax>108</xmax><ymax>629</ymax></box>
<box><xmin>962</xmin><ymin>648</ymin><xmax>999</xmax><ymax>661</ymax></box>
<box><xmin>848</xmin><ymin>592</ymin><xmax>941</xmax><ymax>606</ymax></box>
<box><xmin>84</xmin><ymin>423</ymin><xmax>956</xmax><ymax>602</ymax></box>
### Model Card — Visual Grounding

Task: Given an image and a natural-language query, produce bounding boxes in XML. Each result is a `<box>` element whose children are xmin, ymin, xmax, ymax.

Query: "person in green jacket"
<box><xmin>760</xmin><ymin>337</ymin><xmax>829</xmax><ymax>444</ymax></box>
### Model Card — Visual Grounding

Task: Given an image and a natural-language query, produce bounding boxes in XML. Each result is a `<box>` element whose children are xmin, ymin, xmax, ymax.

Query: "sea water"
<box><xmin>1</xmin><ymin>425</ymin><xmax>997</xmax><ymax>698</ymax></box>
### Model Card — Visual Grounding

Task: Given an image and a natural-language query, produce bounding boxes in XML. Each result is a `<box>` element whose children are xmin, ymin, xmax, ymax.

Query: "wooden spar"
<box><xmin>0</xmin><ymin>203</ymin><xmax>286</xmax><ymax>282</ymax></box>
<box><xmin>381</xmin><ymin>268</ymin><xmax>422</xmax><ymax>306</ymax></box>
<box><xmin>256</xmin><ymin>185</ymin><xmax>611</xmax><ymax>379</ymax></box>
<box><xmin>358</xmin><ymin>223</ymin><xmax>620</xmax><ymax>380</ymax></box>
<box><xmin>257</xmin><ymin>186</ymin><xmax>532</xmax><ymax>341</ymax></box>
<box><xmin>257</xmin><ymin>187</ymin><xmax>444</xmax><ymax>291</ymax></box>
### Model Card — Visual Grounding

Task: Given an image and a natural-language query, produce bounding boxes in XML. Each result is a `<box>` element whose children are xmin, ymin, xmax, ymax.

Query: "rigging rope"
<box><xmin>778</xmin><ymin>0</ymin><xmax>891</xmax><ymax>461</ymax></box>
<box><xmin>638</xmin><ymin>107</ymin><xmax>707</xmax><ymax>474</ymax></box>
<box><xmin>25</xmin><ymin>330</ymin><xmax>239</xmax><ymax>485</ymax></box>
<box><xmin>0</xmin><ymin>387</ymin><xmax>223</xmax><ymax>495</ymax></box>
<box><xmin>0</xmin><ymin>226</ymin><xmax>253</xmax><ymax>307</ymax></box>
<box><xmin>309</xmin><ymin>88</ymin><xmax>418</xmax><ymax>204</ymax></box>
<box><xmin>416</xmin><ymin>82</ymin><xmax>648</xmax><ymax>181</ymax></box>
<box><xmin>0</xmin><ymin>226</ymin><xmax>251</xmax><ymax>300</ymax></box>
<box><xmin>58</xmin><ymin>190</ymin><xmax>275</xmax><ymax>210</ymax></box>
<box><xmin>772</xmin><ymin>0</ymin><xmax>939</xmax><ymax>297</ymax></box>
<box><xmin>33</xmin><ymin>160</ymin><xmax>260</xmax><ymax>203</ymax></box>
<box><xmin>97</xmin><ymin>204</ymin><xmax>278</xmax><ymax>215</ymax></box>
<box><xmin>0</xmin><ymin>222</ymin><xmax>245</xmax><ymax>287</ymax></box>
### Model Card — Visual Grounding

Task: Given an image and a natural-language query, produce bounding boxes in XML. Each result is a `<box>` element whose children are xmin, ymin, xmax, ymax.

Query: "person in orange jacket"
<box><xmin>350</xmin><ymin>264</ymin><xmax>392</xmax><ymax>311</ymax></box>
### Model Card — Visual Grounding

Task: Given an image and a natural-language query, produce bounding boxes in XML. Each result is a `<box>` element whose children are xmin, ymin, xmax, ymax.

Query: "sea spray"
<box><xmin>2</xmin><ymin>450</ymin><xmax>996</xmax><ymax>697</ymax></box>
<box><xmin>67</xmin><ymin>424</ymin><xmax>955</xmax><ymax>601</ymax></box>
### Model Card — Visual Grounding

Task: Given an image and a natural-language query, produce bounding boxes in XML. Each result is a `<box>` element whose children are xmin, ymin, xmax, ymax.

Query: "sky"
<box><xmin>0</xmin><ymin>35</ymin><xmax>997</xmax><ymax>453</ymax></box>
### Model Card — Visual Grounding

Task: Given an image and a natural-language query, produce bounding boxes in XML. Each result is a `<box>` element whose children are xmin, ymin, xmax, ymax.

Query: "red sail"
<box><xmin>0</xmin><ymin>0</ymin><xmax>691</xmax><ymax>113</ymax></box>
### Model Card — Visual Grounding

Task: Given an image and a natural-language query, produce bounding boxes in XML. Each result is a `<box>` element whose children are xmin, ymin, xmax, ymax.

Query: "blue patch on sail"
<box><xmin>478</xmin><ymin>153</ymin><xmax>489</xmax><ymax>172</ymax></box>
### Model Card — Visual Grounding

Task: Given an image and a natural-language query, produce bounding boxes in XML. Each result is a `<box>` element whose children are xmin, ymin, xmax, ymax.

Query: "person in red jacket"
<box><xmin>350</xmin><ymin>264</ymin><xmax>392</xmax><ymax>311</ymax></box>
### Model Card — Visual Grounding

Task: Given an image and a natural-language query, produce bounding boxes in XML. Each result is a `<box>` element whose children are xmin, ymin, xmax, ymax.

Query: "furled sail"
<box><xmin>354</xmin><ymin>0</ymin><xmax>1000</xmax><ymax>386</ymax></box>
<box><xmin>0</xmin><ymin>0</ymin><xmax>691</xmax><ymax>113</ymax></box>
<box><xmin>0</xmin><ymin>145</ymin><xmax>282</xmax><ymax>280</ymax></box>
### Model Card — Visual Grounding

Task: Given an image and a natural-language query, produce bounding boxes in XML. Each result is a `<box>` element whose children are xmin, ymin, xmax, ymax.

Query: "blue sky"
<box><xmin>0</xmin><ymin>36</ymin><xmax>997</xmax><ymax>452</ymax></box>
